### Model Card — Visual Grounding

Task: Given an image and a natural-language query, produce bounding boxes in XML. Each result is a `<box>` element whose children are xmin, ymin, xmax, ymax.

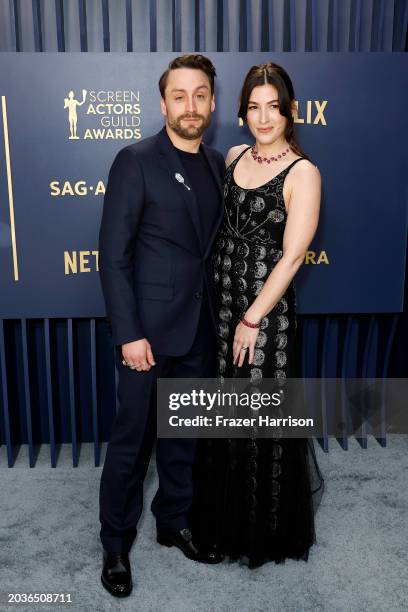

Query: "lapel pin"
<box><xmin>175</xmin><ymin>172</ymin><xmax>191</xmax><ymax>191</ymax></box>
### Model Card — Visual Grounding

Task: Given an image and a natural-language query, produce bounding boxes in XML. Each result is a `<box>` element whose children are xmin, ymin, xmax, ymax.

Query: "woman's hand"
<box><xmin>232</xmin><ymin>321</ymin><xmax>260</xmax><ymax>367</ymax></box>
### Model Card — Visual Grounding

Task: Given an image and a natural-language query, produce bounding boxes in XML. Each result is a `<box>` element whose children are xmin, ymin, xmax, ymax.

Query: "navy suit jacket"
<box><xmin>98</xmin><ymin>127</ymin><xmax>225</xmax><ymax>355</ymax></box>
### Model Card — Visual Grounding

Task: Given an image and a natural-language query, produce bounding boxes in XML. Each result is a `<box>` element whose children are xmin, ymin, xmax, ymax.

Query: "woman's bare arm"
<box><xmin>245</xmin><ymin>161</ymin><xmax>321</xmax><ymax>323</ymax></box>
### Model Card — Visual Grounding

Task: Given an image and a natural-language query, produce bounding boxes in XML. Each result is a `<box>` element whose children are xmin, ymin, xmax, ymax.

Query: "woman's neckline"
<box><xmin>231</xmin><ymin>148</ymin><xmax>304</xmax><ymax>191</ymax></box>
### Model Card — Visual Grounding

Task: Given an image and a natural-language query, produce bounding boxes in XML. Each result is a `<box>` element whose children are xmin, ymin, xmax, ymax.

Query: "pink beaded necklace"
<box><xmin>251</xmin><ymin>144</ymin><xmax>290</xmax><ymax>164</ymax></box>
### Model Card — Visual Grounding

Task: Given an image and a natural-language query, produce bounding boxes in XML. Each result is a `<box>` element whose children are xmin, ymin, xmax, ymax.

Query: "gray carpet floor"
<box><xmin>1</xmin><ymin>436</ymin><xmax>407</xmax><ymax>612</ymax></box>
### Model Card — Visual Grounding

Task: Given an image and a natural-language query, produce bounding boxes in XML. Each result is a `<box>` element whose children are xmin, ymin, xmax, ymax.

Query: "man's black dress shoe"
<box><xmin>157</xmin><ymin>528</ymin><xmax>224</xmax><ymax>564</ymax></box>
<box><xmin>101</xmin><ymin>550</ymin><xmax>133</xmax><ymax>597</ymax></box>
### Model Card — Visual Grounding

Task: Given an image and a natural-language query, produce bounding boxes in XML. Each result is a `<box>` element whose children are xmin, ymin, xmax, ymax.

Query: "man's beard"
<box><xmin>168</xmin><ymin>112</ymin><xmax>211</xmax><ymax>140</ymax></box>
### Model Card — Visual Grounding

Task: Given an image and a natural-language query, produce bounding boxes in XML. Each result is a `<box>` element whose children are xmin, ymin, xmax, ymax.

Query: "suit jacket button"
<box><xmin>194</xmin><ymin>291</ymin><xmax>203</xmax><ymax>299</ymax></box>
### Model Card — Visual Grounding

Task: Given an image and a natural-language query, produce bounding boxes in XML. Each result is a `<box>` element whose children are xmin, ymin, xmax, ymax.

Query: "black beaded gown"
<box><xmin>190</xmin><ymin>146</ymin><xmax>325</xmax><ymax>568</ymax></box>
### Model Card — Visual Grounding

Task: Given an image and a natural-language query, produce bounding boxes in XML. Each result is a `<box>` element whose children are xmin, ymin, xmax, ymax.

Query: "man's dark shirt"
<box><xmin>175</xmin><ymin>146</ymin><xmax>221</xmax><ymax>248</ymax></box>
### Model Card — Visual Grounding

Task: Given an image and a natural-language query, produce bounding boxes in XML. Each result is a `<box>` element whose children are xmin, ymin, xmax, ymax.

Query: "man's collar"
<box><xmin>158</xmin><ymin>125</ymin><xmax>207</xmax><ymax>155</ymax></box>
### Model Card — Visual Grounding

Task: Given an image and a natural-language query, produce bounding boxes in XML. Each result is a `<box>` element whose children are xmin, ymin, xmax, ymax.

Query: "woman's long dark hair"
<box><xmin>238</xmin><ymin>62</ymin><xmax>310</xmax><ymax>161</ymax></box>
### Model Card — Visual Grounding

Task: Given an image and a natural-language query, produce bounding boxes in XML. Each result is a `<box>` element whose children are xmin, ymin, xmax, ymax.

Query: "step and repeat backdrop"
<box><xmin>0</xmin><ymin>52</ymin><xmax>406</xmax><ymax>317</ymax></box>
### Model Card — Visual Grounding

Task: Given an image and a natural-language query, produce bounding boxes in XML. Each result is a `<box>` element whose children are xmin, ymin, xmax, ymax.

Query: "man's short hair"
<box><xmin>159</xmin><ymin>54</ymin><xmax>217</xmax><ymax>98</ymax></box>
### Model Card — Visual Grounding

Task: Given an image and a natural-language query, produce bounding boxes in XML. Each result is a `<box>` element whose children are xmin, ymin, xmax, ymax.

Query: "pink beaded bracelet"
<box><xmin>241</xmin><ymin>316</ymin><xmax>261</xmax><ymax>329</ymax></box>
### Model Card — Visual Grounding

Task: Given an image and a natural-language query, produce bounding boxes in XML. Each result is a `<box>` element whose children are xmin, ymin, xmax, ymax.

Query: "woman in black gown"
<box><xmin>191</xmin><ymin>62</ymin><xmax>325</xmax><ymax>569</ymax></box>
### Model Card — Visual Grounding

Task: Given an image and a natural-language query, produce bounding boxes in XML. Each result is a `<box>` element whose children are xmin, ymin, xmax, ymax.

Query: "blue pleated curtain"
<box><xmin>0</xmin><ymin>0</ymin><xmax>407</xmax><ymax>51</ymax></box>
<box><xmin>0</xmin><ymin>0</ymin><xmax>407</xmax><ymax>467</ymax></box>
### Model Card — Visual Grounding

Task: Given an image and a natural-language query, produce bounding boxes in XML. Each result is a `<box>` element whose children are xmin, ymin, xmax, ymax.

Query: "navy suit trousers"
<box><xmin>99</xmin><ymin>295</ymin><xmax>217</xmax><ymax>553</ymax></box>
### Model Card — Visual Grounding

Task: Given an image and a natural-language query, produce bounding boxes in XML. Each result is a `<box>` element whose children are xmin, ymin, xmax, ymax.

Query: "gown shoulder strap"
<box><xmin>284</xmin><ymin>157</ymin><xmax>307</xmax><ymax>172</ymax></box>
<box><xmin>228</xmin><ymin>145</ymin><xmax>252</xmax><ymax>169</ymax></box>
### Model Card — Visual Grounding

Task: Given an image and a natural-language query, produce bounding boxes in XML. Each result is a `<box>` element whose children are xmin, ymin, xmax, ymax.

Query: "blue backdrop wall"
<box><xmin>0</xmin><ymin>0</ymin><xmax>407</xmax><ymax>467</ymax></box>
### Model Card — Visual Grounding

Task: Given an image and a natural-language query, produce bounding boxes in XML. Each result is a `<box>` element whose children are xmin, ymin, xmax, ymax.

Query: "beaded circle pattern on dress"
<box><xmin>212</xmin><ymin>148</ymin><xmax>306</xmax><ymax>546</ymax></box>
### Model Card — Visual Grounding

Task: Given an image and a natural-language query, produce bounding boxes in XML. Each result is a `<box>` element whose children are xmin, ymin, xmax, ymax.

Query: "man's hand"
<box><xmin>122</xmin><ymin>339</ymin><xmax>156</xmax><ymax>372</ymax></box>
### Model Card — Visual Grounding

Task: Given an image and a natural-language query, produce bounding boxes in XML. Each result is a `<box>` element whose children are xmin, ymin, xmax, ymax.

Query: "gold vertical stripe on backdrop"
<box><xmin>1</xmin><ymin>95</ymin><xmax>19</xmax><ymax>281</ymax></box>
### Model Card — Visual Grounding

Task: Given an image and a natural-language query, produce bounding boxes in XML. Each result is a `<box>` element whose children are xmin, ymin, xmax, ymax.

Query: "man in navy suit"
<box><xmin>98</xmin><ymin>54</ymin><xmax>225</xmax><ymax>597</ymax></box>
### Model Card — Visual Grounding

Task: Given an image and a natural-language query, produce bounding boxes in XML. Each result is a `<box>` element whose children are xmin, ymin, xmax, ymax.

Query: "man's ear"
<box><xmin>211</xmin><ymin>94</ymin><xmax>215</xmax><ymax>113</ymax></box>
<box><xmin>160</xmin><ymin>96</ymin><xmax>167</xmax><ymax>117</ymax></box>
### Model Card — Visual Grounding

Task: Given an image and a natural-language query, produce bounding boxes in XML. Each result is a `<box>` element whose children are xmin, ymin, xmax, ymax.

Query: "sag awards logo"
<box><xmin>63</xmin><ymin>89</ymin><xmax>142</xmax><ymax>140</ymax></box>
